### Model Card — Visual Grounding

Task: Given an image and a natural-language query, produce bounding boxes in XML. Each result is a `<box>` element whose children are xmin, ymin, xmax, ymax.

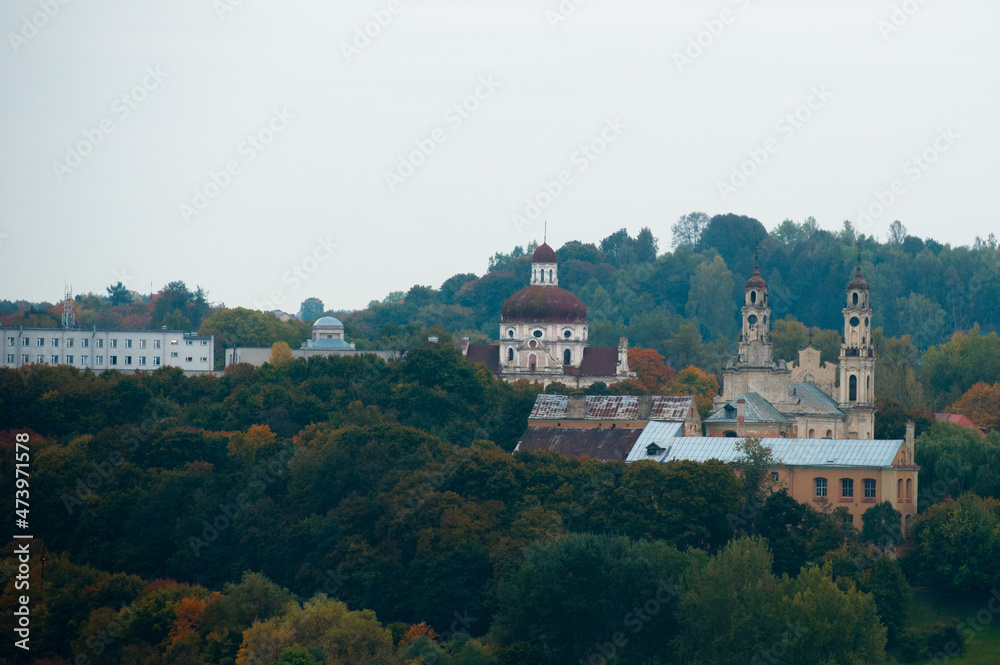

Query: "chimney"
<box><xmin>736</xmin><ymin>398</ymin><xmax>746</xmax><ymax>436</ymax></box>
<box><xmin>905</xmin><ymin>420</ymin><xmax>915</xmax><ymax>448</ymax></box>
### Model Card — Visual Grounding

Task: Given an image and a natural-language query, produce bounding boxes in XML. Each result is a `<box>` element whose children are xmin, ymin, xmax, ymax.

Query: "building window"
<box><xmin>200</xmin><ymin>340</ymin><xmax>208</xmax><ymax>346</ymax></box>
<box><xmin>153</xmin><ymin>340</ymin><xmax>161</xmax><ymax>349</ymax></box>
<box><xmin>6</xmin><ymin>337</ymin><xmax>13</xmax><ymax>346</ymax></box>
<box><xmin>843</xmin><ymin>513</ymin><xmax>854</xmax><ymax>525</ymax></box>
<box><xmin>170</xmin><ymin>340</ymin><xmax>179</xmax><ymax>345</ymax></box>
<box><xmin>864</xmin><ymin>479</ymin><xmax>876</xmax><ymax>498</ymax></box>
<box><xmin>154</xmin><ymin>357</ymin><xmax>161</xmax><ymax>366</ymax></box>
<box><xmin>110</xmin><ymin>356</ymin><xmax>118</xmax><ymax>365</ymax></box>
<box><xmin>125</xmin><ymin>339</ymin><xmax>132</xmax><ymax>348</ymax></box>
<box><xmin>564</xmin><ymin>329</ymin><xmax>572</xmax><ymax>339</ymax></box>
<box><xmin>36</xmin><ymin>338</ymin><xmax>44</xmax><ymax>347</ymax></box>
<box><xmin>815</xmin><ymin>478</ymin><xmax>827</xmax><ymax>497</ymax></box>
<box><xmin>906</xmin><ymin>478</ymin><xmax>912</xmax><ymax>499</ymax></box>
<box><xmin>508</xmin><ymin>329</ymin><xmax>515</xmax><ymax>338</ymax></box>
<box><xmin>96</xmin><ymin>339</ymin><xmax>104</xmax><ymax>348</ymax></box>
<box><xmin>771</xmin><ymin>472</ymin><xmax>779</xmax><ymax>482</ymax></box>
<box><xmin>842</xmin><ymin>479</ymin><xmax>854</xmax><ymax>498</ymax></box>
<box><xmin>36</xmin><ymin>354</ymin><xmax>44</xmax><ymax>363</ymax></box>
<box><xmin>564</xmin><ymin>349</ymin><xmax>572</xmax><ymax>365</ymax></box>
<box><xmin>124</xmin><ymin>356</ymin><xmax>132</xmax><ymax>365</ymax></box>
<box><xmin>50</xmin><ymin>355</ymin><xmax>59</xmax><ymax>364</ymax></box>
<box><xmin>139</xmin><ymin>339</ymin><xmax>146</xmax><ymax>349</ymax></box>
<box><xmin>67</xmin><ymin>338</ymin><xmax>74</xmax><ymax>348</ymax></box>
<box><xmin>6</xmin><ymin>354</ymin><xmax>14</xmax><ymax>363</ymax></box>
<box><xmin>849</xmin><ymin>375</ymin><xmax>858</xmax><ymax>401</ymax></box>
<box><xmin>185</xmin><ymin>340</ymin><xmax>193</xmax><ymax>346</ymax></box>
<box><xmin>96</xmin><ymin>356</ymin><xmax>104</xmax><ymax>365</ymax></box>
<box><xmin>82</xmin><ymin>355</ymin><xmax>89</xmax><ymax>364</ymax></box>
<box><xmin>200</xmin><ymin>357</ymin><xmax>208</xmax><ymax>363</ymax></box>
<box><xmin>66</xmin><ymin>355</ymin><xmax>73</xmax><ymax>364</ymax></box>
<box><xmin>185</xmin><ymin>356</ymin><xmax>193</xmax><ymax>362</ymax></box>
<box><xmin>21</xmin><ymin>355</ymin><xmax>28</xmax><ymax>364</ymax></box>
<box><xmin>110</xmin><ymin>339</ymin><xmax>117</xmax><ymax>349</ymax></box>
<box><xmin>52</xmin><ymin>338</ymin><xmax>59</xmax><ymax>347</ymax></box>
<box><xmin>897</xmin><ymin>479</ymin><xmax>903</xmax><ymax>499</ymax></box>
<box><xmin>170</xmin><ymin>352</ymin><xmax>178</xmax><ymax>358</ymax></box>
<box><xmin>82</xmin><ymin>339</ymin><xmax>89</xmax><ymax>348</ymax></box>
<box><xmin>532</xmin><ymin>330</ymin><xmax>543</xmax><ymax>339</ymax></box>
<box><xmin>139</xmin><ymin>356</ymin><xmax>146</xmax><ymax>365</ymax></box>
<box><xmin>507</xmin><ymin>348</ymin><xmax>514</xmax><ymax>362</ymax></box>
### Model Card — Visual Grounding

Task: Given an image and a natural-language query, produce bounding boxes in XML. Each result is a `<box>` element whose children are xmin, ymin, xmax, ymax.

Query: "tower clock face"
<box><xmin>748</xmin><ymin>314</ymin><xmax>758</xmax><ymax>325</ymax></box>
<box><xmin>850</xmin><ymin>316</ymin><xmax>860</xmax><ymax>327</ymax></box>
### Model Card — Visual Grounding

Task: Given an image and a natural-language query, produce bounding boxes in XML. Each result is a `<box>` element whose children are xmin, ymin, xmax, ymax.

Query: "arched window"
<box><xmin>724</xmin><ymin>431</ymin><xmax>738</xmax><ymax>438</ymax></box>
<box><xmin>849</xmin><ymin>375</ymin><xmax>858</xmax><ymax>401</ymax></box>
<box><xmin>852</xmin><ymin>292</ymin><xmax>859</xmax><ymax>305</ymax></box>
<box><xmin>808</xmin><ymin>429</ymin><xmax>815</xmax><ymax>438</ymax></box>
<box><xmin>897</xmin><ymin>479</ymin><xmax>903</xmax><ymax>499</ymax></box>
<box><xmin>815</xmin><ymin>478</ymin><xmax>828</xmax><ymax>498</ymax></box>
<box><xmin>507</xmin><ymin>348</ymin><xmax>514</xmax><ymax>362</ymax></box>
<box><xmin>826</xmin><ymin>429</ymin><xmax>833</xmax><ymax>439</ymax></box>
<box><xmin>866</xmin><ymin>376</ymin><xmax>871</xmax><ymax>397</ymax></box>
<box><xmin>563</xmin><ymin>349</ymin><xmax>572</xmax><ymax>365</ymax></box>
<box><xmin>750</xmin><ymin>290</ymin><xmax>757</xmax><ymax>304</ymax></box>
<box><xmin>529</xmin><ymin>354</ymin><xmax>537</xmax><ymax>372</ymax></box>
<box><xmin>906</xmin><ymin>478</ymin><xmax>912</xmax><ymax>499</ymax></box>
<box><xmin>548</xmin><ymin>269</ymin><xmax>553</xmax><ymax>282</ymax></box>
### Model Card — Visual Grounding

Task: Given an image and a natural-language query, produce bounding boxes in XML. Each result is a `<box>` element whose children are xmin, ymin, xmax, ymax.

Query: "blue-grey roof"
<box><xmin>705</xmin><ymin>393</ymin><xmax>792</xmax><ymax>424</ymax></box>
<box><xmin>789</xmin><ymin>382</ymin><xmax>844</xmax><ymax>416</ymax></box>
<box><xmin>626</xmin><ymin>421</ymin><xmax>683</xmax><ymax>462</ymax></box>
<box><xmin>313</xmin><ymin>317</ymin><xmax>344</xmax><ymax>327</ymax></box>
<box><xmin>304</xmin><ymin>338</ymin><xmax>353</xmax><ymax>350</ymax></box>
<box><xmin>660</xmin><ymin>437</ymin><xmax>904</xmax><ymax>468</ymax></box>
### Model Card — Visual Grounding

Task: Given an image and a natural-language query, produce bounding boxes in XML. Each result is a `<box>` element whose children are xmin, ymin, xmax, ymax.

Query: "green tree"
<box><xmin>670</xmin><ymin>211</ymin><xmax>709</xmax><ymax>248</ymax></box>
<box><xmin>107</xmin><ymin>281</ymin><xmax>134</xmax><ymax>306</ymax></box>
<box><xmin>298</xmin><ymin>297</ymin><xmax>324</xmax><ymax>322</ymax></box>
<box><xmin>861</xmin><ymin>501</ymin><xmax>904</xmax><ymax>550</ymax></box>
<box><xmin>685</xmin><ymin>255</ymin><xmax>736</xmax><ymax>340</ymax></box>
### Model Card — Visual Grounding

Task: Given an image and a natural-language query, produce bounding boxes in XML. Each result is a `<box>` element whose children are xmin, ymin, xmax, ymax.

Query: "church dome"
<box><xmin>745</xmin><ymin>266</ymin><xmax>767</xmax><ymax>289</ymax></box>
<box><xmin>501</xmin><ymin>286</ymin><xmax>587</xmax><ymax>324</ymax></box>
<box><xmin>532</xmin><ymin>243</ymin><xmax>558</xmax><ymax>263</ymax></box>
<box><xmin>313</xmin><ymin>316</ymin><xmax>344</xmax><ymax>327</ymax></box>
<box><xmin>847</xmin><ymin>266</ymin><xmax>869</xmax><ymax>291</ymax></box>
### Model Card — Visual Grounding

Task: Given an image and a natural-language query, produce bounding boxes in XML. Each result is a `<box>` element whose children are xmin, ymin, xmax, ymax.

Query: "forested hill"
<box><xmin>343</xmin><ymin>215</ymin><xmax>1000</xmax><ymax>357</ymax></box>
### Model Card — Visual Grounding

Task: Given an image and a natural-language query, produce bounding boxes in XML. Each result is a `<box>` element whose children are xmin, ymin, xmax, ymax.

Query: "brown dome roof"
<box><xmin>847</xmin><ymin>266</ymin><xmax>869</xmax><ymax>290</ymax></box>
<box><xmin>501</xmin><ymin>285</ymin><xmax>587</xmax><ymax>324</ymax></box>
<box><xmin>745</xmin><ymin>266</ymin><xmax>767</xmax><ymax>289</ymax></box>
<box><xmin>532</xmin><ymin>243</ymin><xmax>557</xmax><ymax>263</ymax></box>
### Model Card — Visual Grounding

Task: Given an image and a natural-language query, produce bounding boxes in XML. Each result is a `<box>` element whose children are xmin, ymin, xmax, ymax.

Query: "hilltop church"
<box><xmin>462</xmin><ymin>243</ymin><xmax>634</xmax><ymax>387</ymax></box>
<box><xmin>706</xmin><ymin>263</ymin><xmax>877</xmax><ymax>440</ymax></box>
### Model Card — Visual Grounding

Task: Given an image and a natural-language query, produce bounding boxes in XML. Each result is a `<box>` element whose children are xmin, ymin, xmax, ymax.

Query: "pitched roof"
<box><xmin>626</xmin><ymin>421</ymin><xmax>683</xmax><ymax>462</ymax></box>
<box><xmin>465</xmin><ymin>344</ymin><xmax>500</xmax><ymax>374</ymax></box>
<box><xmin>528</xmin><ymin>395</ymin><xmax>696</xmax><ymax>422</ymax></box>
<box><xmin>578</xmin><ymin>347</ymin><xmax>619</xmax><ymax>377</ymax></box>
<box><xmin>650</xmin><ymin>396</ymin><xmax>695</xmax><ymax>421</ymax></box>
<box><xmin>517</xmin><ymin>426</ymin><xmax>643</xmax><ymax>462</ymax></box>
<box><xmin>788</xmin><ymin>382</ymin><xmax>845</xmax><ymax>416</ymax></box>
<box><xmin>662</xmin><ymin>437</ymin><xmax>905</xmax><ymax>468</ymax></box>
<box><xmin>934</xmin><ymin>413</ymin><xmax>988</xmax><ymax>437</ymax></box>
<box><xmin>705</xmin><ymin>393</ymin><xmax>792</xmax><ymax>424</ymax></box>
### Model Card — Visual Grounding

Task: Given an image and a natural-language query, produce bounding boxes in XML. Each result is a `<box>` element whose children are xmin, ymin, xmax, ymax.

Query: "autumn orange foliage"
<box><xmin>627</xmin><ymin>347</ymin><xmax>677</xmax><ymax>393</ymax></box>
<box><xmin>169</xmin><ymin>597</ymin><xmax>207</xmax><ymax>647</ymax></box>
<box><xmin>948</xmin><ymin>382</ymin><xmax>1000</xmax><ymax>430</ymax></box>
<box><xmin>402</xmin><ymin>622</ymin><xmax>439</xmax><ymax>643</ymax></box>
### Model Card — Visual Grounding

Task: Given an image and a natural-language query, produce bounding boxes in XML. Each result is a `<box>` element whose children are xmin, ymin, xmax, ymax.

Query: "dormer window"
<box><xmin>646</xmin><ymin>444</ymin><xmax>664</xmax><ymax>456</ymax></box>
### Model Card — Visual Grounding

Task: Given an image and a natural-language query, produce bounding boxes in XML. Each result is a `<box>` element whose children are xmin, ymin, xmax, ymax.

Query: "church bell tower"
<box><xmin>838</xmin><ymin>264</ymin><xmax>876</xmax><ymax>438</ymax></box>
<box><xmin>738</xmin><ymin>263</ymin><xmax>773</xmax><ymax>367</ymax></box>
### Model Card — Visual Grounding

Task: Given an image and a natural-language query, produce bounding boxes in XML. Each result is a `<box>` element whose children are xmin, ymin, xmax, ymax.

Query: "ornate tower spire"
<box><xmin>738</xmin><ymin>261</ymin><xmax>773</xmax><ymax>367</ymax></box>
<box><xmin>838</xmin><ymin>263</ymin><xmax>876</xmax><ymax>438</ymax></box>
<box><xmin>530</xmin><ymin>242</ymin><xmax>558</xmax><ymax>286</ymax></box>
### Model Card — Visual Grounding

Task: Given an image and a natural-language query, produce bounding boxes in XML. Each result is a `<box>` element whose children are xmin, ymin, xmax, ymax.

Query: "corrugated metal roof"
<box><xmin>529</xmin><ymin>394</ymin><xmax>569</xmax><ymax>419</ymax></box>
<box><xmin>789</xmin><ymin>382</ymin><xmax>844</xmax><ymax>416</ymax></box>
<box><xmin>626</xmin><ymin>421</ymin><xmax>683</xmax><ymax>462</ymax></box>
<box><xmin>585</xmin><ymin>396</ymin><xmax>639</xmax><ymax>420</ymax></box>
<box><xmin>660</xmin><ymin>437</ymin><xmax>904</xmax><ymax>468</ymax></box>
<box><xmin>650</xmin><ymin>396</ymin><xmax>694</xmax><ymax>421</ymax></box>
<box><xmin>705</xmin><ymin>393</ymin><xmax>792</xmax><ymax>424</ymax></box>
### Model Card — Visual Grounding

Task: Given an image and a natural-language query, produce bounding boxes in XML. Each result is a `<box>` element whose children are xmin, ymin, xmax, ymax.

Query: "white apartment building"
<box><xmin>1</xmin><ymin>328</ymin><xmax>215</xmax><ymax>374</ymax></box>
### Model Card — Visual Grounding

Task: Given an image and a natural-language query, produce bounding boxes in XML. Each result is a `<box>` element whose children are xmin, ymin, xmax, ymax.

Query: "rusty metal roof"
<box><xmin>705</xmin><ymin>393</ymin><xmax>793</xmax><ymax>424</ymax></box>
<box><xmin>650</xmin><ymin>396</ymin><xmax>695</xmax><ymax>421</ymax></box>
<box><xmin>528</xmin><ymin>395</ymin><xmax>696</xmax><ymax>422</ymax></box>
<box><xmin>585</xmin><ymin>396</ymin><xmax>639</xmax><ymax>420</ymax></box>
<box><xmin>516</xmin><ymin>426</ymin><xmax>643</xmax><ymax>462</ymax></box>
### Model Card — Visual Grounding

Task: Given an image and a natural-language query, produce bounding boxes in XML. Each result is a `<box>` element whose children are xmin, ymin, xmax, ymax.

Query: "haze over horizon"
<box><xmin>2</xmin><ymin>1</ymin><xmax>998</xmax><ymax>312</ymax></box>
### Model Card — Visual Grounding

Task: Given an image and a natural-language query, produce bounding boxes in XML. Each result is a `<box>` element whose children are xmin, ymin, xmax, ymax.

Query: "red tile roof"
<box><xmin>934</xmin><ymin>413</ymin><xmax>987</xmax><ymax>437</ymax></box>
<box><xmin>578</xmin><ymin>347</ymin><xmax>619</xmax><ymax>377</ymax></box>
<box><xmin>465</xmin><ymin>344</ymin><xmax>500</xmax><ymax>374</ymax></box>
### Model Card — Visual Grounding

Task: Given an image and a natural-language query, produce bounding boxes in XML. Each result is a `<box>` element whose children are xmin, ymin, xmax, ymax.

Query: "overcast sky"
<box><xmin>2</xmin><ymin>1</ymin><xmax>998</xmax><ymax>312</ymax></box>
